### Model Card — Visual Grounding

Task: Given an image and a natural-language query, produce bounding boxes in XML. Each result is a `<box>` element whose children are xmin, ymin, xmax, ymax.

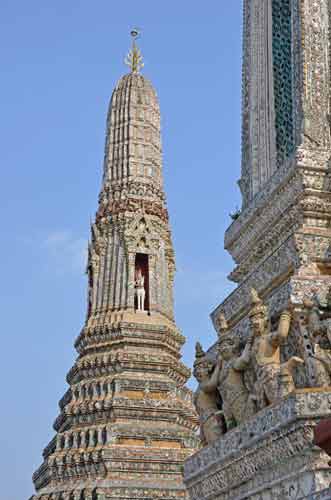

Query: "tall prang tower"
<box><xmin>212</xmin><ymin>0</ymin><xmax>331</xmax><ymax>387</ymax></box>
<box><xmin>30</xmin><ymin>33</ymin><xmax>199</xmax><ymax>500</ymax></box>
<box><xmin>183</xmin><ymin>2</ymin><xmax>331</xmax><ymax>499</ymax></box>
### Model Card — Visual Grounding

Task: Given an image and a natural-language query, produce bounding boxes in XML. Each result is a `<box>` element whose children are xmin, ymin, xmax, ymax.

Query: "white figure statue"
<box><xmin>135</xmin><ymin>269</ymin><xmax>145</xmax><ymax>311</ymax></box>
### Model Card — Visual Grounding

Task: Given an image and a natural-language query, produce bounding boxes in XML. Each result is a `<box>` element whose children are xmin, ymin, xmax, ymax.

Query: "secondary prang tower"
<box><xmin>30</xmin><ymin>33</ymin><xmax>199</xmax><ymax>500</ymax></box>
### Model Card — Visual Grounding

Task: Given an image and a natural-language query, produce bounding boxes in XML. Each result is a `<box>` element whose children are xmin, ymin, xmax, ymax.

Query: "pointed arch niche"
<box><xmin>134</xmin><ymin>252</ymin><xmax>150</xmax><ymax>312</ymax></box>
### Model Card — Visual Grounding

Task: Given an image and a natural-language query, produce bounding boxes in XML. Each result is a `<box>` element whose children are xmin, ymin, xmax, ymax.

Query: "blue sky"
<box><xmin>0</xmin><ymin>2</ymin><xmax>242</xmax><ymax>498</ymax></box>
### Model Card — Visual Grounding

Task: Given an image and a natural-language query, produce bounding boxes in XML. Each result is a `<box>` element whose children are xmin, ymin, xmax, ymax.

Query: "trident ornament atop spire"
<box><xmin>125</xmin><ymin>28</ymin><xmax>144</xmax><ymax>73</ymax></box>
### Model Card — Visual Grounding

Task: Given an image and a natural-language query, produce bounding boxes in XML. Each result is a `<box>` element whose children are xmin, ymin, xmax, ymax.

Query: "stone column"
<box><xmin>298</xmin><ymin>0</ymin><xmax>331</xmax><ymax>148</ymax></box>
<box><xmin>241</xmin><ymin>0</ymin><xmax>277</xmax><ymax>203</ymax></box>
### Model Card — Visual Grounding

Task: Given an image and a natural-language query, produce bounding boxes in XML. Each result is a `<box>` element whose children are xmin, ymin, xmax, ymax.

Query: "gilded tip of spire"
<box><xmin>125</xmin><ymin>28</ymin><xmax>144</xmax><ymax>74</ymax></box>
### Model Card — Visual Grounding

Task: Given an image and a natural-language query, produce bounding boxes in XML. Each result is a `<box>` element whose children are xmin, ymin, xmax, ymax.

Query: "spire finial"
<box><xmin>125</xmin><ymin>28</ymin><xmax>144</xmax><ymax>74</ymax></box>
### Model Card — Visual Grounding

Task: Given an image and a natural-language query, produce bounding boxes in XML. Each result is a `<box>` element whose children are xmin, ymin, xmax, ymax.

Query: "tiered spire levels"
<box><xmin>102</xmin><ymin>30</ymin><xmax>162</xmax><ymax>190</ymax></box>
<box><xmin>101</xmin><ymin>67</ymin><xmax>164</xmax><ymax>188</ymax></box>
<box><xmin>30</xmin><ymin>32</ymin><xmax>198</xmax><ymax>500</ymax></box>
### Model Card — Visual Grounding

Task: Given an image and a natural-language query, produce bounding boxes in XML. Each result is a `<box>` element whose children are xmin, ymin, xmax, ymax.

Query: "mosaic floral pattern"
<box><xmin>272</xmin><ymin>0</ymin><xmax>295</xmax><ymax>166</ymax></box>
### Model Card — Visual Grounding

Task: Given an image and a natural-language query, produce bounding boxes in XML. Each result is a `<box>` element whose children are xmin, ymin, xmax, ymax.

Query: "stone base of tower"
<box><xmin>29</xmin><ymin>489</ymin><xmax>189</xmax><ymax>500</ymax></box>
<box><xmin>30</xmin><ymin>482</ymin><xmax>189</xmax><ymax>500</ymax></box>
<box><xmin>30</xmin><ymin>318</ymin><xmax>199</xmax><ymax>500</ymax></box>
<box><xmin>184</xmin><ymin>390</ymin><xmax>331</xmax><ymax>500</ymax></box>
<box><xmin>30</xmin><ymin>445</ymin><xmax>193</xmax><ymax>499</ymax></box>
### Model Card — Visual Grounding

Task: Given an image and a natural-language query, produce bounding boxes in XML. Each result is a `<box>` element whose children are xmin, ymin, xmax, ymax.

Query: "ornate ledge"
<box><xmin>184</xmin><ymin>390</ymin><xmax>331</xmax><ymax>500</ymax></box>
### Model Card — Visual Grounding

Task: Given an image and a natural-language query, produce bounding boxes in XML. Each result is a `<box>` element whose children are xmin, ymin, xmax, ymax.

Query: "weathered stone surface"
<box><xmin>208</xmin><ymin>0</ymin><xmax>331</xmax><ymax>406</ymax></box>
<box><xmin>29</xmin><ymin>40</ymin><xmax>199</xmax><ymax>500</ymax></box>
<box><xmin>309</xmin><ymin>490</ymin><xmax>331</xmax><ymax>500</ymax></box>
<box><xmin>185</xmin><ymin>1</ymin><xmax>331</xmax><ymax>499</ymax></box>
<box><xmin>184</xmin><ymin>390</ymin><xmax>331</xmax><ymax>500</ymax></box>
<box><xmin>192</xmin><ymin>343</ymin><xmax>225</xmax><ymax>446</ymax></box>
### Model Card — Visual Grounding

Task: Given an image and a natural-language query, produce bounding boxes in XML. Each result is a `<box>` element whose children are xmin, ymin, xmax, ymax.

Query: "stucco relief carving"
<box><xmin>248</xmin><ymin>290</ymin><xmax>303</xmax><ymax>407</ymax></box>
<box><xmin>301</xmin><ymin>0</ymin><xmax>331</xmax><ymax>148</ymax></box>
<box><xmin>216</xmin><ymin>314</ymin><xmax>256</xmax><ymax>428</ymax></box>
<box><xmin>227</xmin><ymin>162</ymin><xmax>331</xmax><ymax>274</ymax></box>
<box><xmin>204</xmin><ymin>290</ymin><xmax>331</xmax><ymax>453</ymax></box>
<box><xmin>197</xmin><ymin>291</ymin><xmax>306</xmax><ymax>443</ymax></box>
<box><xmin>230</xmin><ymin>214</ymin><xmax>300</xmax><ymax>283</ymax></box>
<box><xmin>193</xmin><ymin>344</ymin><xmax>225</xmax><ymax>445</ymax></box>
<box><xmin>188</xmin><ymin>1</ymin><xmax>331</xmax><ymax>498</ymax></box>
<box><xmin>295</xmin><ymin>289</ymin><xmax>331</xmax><ymax>388</ymax></box>
<box><xmin>184</xmin><ymin>391</ymin><xmax>331</xmax><ymax>500</ymax></box>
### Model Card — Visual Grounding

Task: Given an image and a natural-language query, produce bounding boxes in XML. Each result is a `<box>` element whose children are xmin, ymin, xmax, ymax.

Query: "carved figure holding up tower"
<box><xmin>304</xmin><ymin>288</ymin><xmax>331</xmax><ymax>346</ymax></box>
<box><xmin>216</xmin><ymin>314</ymin><xmax>256</xmax><ymax>429</ymax></box>
<box><xmin>249</xmin><ymin>289</ymin><xmax>303</xmax><ymax>409</ymax></box>
<box><xmin>302</xmin><ymin>289</ymin><xmax>331</xmax><ymax>387</ymax></box>
<box><xmin>193</xmin><ymin>343</ymin><xmax>225</xmax><ymax>445</ymax></box>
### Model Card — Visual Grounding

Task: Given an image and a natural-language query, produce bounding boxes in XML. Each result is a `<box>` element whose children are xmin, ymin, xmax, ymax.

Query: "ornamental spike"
<box><xmin>125</xmin><ymin>28</ymin><xmax>144</xmax><ymax>73</ymax></box>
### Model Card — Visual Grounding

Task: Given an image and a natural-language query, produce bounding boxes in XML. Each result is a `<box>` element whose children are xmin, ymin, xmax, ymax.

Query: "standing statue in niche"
<box><xmin>216</xmin><ymin>314</ymin><xmax>257</xmax><ymax>429</ymax></box>
<box><xmin>303</xmin><ymin>289</ymin><xmax>331</xmax><ymax>386</ymax></box>
<box><xmin>249</xmin><ymin>289</ymin><xmax>303</xmax><ymax>409</ymax></box>
<box><xmin>135</xmin><ymin>268</ymin><xmax>145</xmax><ymax>311</ymax></box>
<box><xmin>193</xmin><ymin>343</ymin><xmax>225</xmax><ymax>445</ymax></box>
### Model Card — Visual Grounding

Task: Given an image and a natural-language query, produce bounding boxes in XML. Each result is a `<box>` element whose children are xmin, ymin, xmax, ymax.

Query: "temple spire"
<box><xmin>125</xmin><ymin>28</ymin><xmax>144</xmax><ymax>73</ymax></box>
<box><xmin>30</xmin><ymin>34</ymin><xmax>198</xmax><ymax>500</ymax></box>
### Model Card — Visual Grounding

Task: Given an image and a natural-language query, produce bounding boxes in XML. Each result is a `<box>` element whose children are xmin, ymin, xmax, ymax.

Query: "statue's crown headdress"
<box><xmin>216</xmin><ymin>313</ymin><xmax>234</xmax><ymax>344</ymax></box>
<box><xmin>249</xmin><ymin>288</ymin><xmax>268</xmax><ymax>318</ymax></box>
<box><xmin>194</xmin><ymin>342</ymin><xmax>206</xmax><ymax>367</ymax></box>
<box><xmin>217</xmin><ymin>313</ymin><xmax>228</xmax><ymax>333</ymax></box>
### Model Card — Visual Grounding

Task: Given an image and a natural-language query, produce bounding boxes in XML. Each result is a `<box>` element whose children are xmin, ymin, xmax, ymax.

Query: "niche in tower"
<box><xmin>134</xmin><ymin>253</ymin><xmax>150</xmax><ymax>312</ymax></box>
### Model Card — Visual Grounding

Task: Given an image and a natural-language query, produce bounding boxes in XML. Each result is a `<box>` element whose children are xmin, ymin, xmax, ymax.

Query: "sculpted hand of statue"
<box><xmin>216</xmin><ymin>314</ymin><xmax>256</xmax><ymax>429</ymax></box>
<box><xmin>269</xmin><ymin>303</ymin><xmax>293</xmax><ymax>347</ymax></box>
<box><xmin>193</xmin><ymin>343</ymin><xmax>225</xmax><ymax>446</ymax></box>
<box><xmin>279</xmin><ymin>356</ymin><xmax>304</xmax><ymax>398</ymax></box>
